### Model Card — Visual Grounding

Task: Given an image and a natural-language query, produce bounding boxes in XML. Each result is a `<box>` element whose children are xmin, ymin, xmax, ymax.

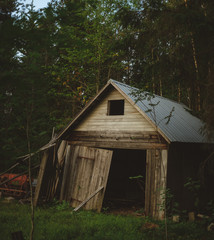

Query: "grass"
<box><xmin>0</xmin><ymin>200</ymin><xmax>214</xmax><ymax>240</ymax></box>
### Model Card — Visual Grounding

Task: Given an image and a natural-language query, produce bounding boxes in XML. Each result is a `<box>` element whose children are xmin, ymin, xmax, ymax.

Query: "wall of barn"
<box><xmin>52</xmin><ymin>88</ymin><xmax>169</xmax><ymax>218</ymax></box>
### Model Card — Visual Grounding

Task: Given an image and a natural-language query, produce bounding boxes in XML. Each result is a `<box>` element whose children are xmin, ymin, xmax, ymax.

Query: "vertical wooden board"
<box><xmin>76</xmin><ymin>147</ymin><xmax>95</xmax><ymax>205</ymax></box>
<box><xmin>83</xmin><ymin>147</ymin><xmax>96</xmax><ymax>197</ymax></box>
<box><xmin>154</xmin><ymin>149</ymin><xmax>161</xmax><ymax>218</ymax></box>
<box><xmin>60</xmin><ymin>145</ymin><xmax>71</xmax><ymax>201</ymax></box>
<box><xmin>146</xmin><ymin>149</ymin><xmax>159</xmax><ymax>218</ymax></box>
<box><xmin>149</xmin><ymin>149</ymin><xmax>156</xmax><ymax>216</ymax></box>
<box><xmin>85</xmin><ymin>148</ymin><xmax>112</xmax><ymax>211</ymax></box>
<box><xmin>57</xmin><ymin>140</ymin><xmax>67</xmax><ymax>162</ymax></box>
<box><xmin>157</xmin><ymin>149</ymin><xmax>163</xmax><ymax>218</ymax></box>
<box><xmin>96</xmin><ymin>150</ymin><xmax>113</xmax><ymax>212</ymax></box>
<box><xmin>145</xmin><ymin>150</ymin><xmax>151</xmax><ymax>216</ymax></box>
<box><xmin>138</xmin><ymin>148</ymin><xmax>168</xmax><ymax>220</ymax></box>
<box><xmin>78</xmin><ymin>147</ymin><xmax>95</xmax><ymax>203</ymax></box>
<box><xmin>74</xmin><ymin>147</ymin><xmax>94</xmax><ymax>204</ymax></box>
<box><xmin>153</xmin><ymin>150</ymin><xmax>158</xmax><ymax>217</ymax></box>
<box><xmin>86</xmin><ymin>149</ymin><xmax>105</xmax><ymax>209</ymax></box>
<box><xmin>148</xmin><ymin>149</ymin><xmax>168</xmax><ymax>220</ymax></box>
<box><xmin>85</xmin><ymin>148</ymin><xmax>104</xmax><ymax>209</ymax></box>
<box><xmin>68</xmin><ymin>146</ymin><xmax>97</xmax><ymax>207</ymax></box>
<box><xmin>75</xmin><ymin>148</ymin><xmax>88</xmax><ymax>202</ymax></box>
<box><xmin>33</xmin><ymin>149</ymin><xmax>49</xmax><ymax>206</ymax></box>
<box><xmin>45</xmin><ymin>147</ymin><xmax>55</xmax><ymax>200</ymax></box>
<box><xmin>67</xmin><ymin>146</ymin><xmax>85</xmax><ymax>206</ymax></box>
<box><xmin>157</xmin><ymin>149</ymin><xmax>168</xmax><ymax>220</ymax></box>
<box><xmin>68</xmin><ymin>146</ymin><xmax>83</xmax><ymax>203</ymax></box>
<box><xmin>63</xmin><ymin>145</ymin><xmax>78</xmax><ymax>201</ymax></box>
<box><xmin>72</xmin><ymin>158</ymin><xmax>84</xmax><ymax>205</ymax></box>
<box><xmin>66</xmin><ymin>145</ymin><xmax>80</xmax><ymax>201</ymax></box>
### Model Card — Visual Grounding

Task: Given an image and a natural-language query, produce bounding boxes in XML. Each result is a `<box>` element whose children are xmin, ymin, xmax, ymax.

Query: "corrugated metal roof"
<box><xmin>110</xmin><ymin>79</ymin><xmax>210</xmax><ymax>143</ymax></box>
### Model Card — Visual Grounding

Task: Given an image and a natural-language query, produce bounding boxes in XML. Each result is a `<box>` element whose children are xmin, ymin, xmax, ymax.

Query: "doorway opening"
<box><xmin>103</xmin><ymin>149</ymin><xmax>146</xmax><ymax>214</ymax></box>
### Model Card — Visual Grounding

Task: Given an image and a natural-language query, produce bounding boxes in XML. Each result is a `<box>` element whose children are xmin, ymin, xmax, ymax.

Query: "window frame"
<box><xmin>107</xmin><ymin>99</ymin><xmax>125</xmax><ymax>116</ymax></box>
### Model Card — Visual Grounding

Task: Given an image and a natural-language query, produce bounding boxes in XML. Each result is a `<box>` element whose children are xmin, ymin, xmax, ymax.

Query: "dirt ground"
<box><xmin>102</xmin><ymin>199</ymin><xmax>145</xmax><ymax>216</ymax></box>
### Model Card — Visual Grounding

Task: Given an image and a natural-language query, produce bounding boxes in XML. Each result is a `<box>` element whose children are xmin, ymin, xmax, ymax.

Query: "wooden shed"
<box><xmin>34</xmin><ymin>79</ymin><xmax>213</xmax><ymax>219</ymax></box>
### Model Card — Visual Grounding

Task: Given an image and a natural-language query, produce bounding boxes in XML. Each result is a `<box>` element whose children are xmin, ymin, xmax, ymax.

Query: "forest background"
<box><xmin>1</xmin><ymin>0</ymin><xmax>214</xmax><ymax>170</ymax></box>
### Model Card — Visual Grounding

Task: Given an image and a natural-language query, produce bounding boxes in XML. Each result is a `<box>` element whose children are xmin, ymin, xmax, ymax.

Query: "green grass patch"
<box><xmin>0</xmin><ymin>200</ymin><xmax>214</xmax><ymax>240</ymax></box>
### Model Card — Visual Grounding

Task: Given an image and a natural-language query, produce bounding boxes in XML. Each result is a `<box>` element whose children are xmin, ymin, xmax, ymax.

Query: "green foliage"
<box><xmin>184</xmin><ymin>177</ymin><xmax>201</xmax><ymax>193</ymax></box>
<box><xmin>184</xmin><ymin>177</ymin><xmax>201</xmax><ymax>210</ymax></box>
<box><xmin>0</xmin><ymin>201</ymin><xmax>214</xmax><ymax>240</ymax></box>
<box><xmin>159</xmin><ymin>188</ymin><xmax>180</xmax><ymax>218</ymax></box>
<box><xmin>129</xmin><ymin>175</ymin><xmax>143</xmax><ymax>180</ymax></box>
<box><xmin>1</xmin><ymin>0</ymin><xmax>214</xmax><ymax>170</ymax></box>
<box><xmin>49</xmin><ymin>199</ymin><xmax>70</xmax><ymax>211</ymax></box>
<box><xmin>206</xmin><ymin>200</ymin><xmax>214</xmax><ymax>223</ymax></box>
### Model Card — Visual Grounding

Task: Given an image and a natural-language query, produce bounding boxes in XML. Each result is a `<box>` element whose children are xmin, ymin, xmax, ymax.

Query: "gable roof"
<box><xmin>58</xmin><ymin>79</ymin><xmax>211</xmax><ymax>143</ymax></box>
<box><xmin>111</xmin><ymin>80</ymin><xmax>208</xmax><ymax>143</ymax></box>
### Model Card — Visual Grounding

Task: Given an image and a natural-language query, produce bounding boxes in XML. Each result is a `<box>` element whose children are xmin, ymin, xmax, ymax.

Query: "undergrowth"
<box><xmin>0</xmin><ymin>200</ymin><xmax>214</xmax><ymax>240</ymax></box>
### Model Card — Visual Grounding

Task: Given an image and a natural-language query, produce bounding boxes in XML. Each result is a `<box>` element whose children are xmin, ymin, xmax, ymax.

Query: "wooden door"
<box><xmin>60</xmin><ymin>145</ymin><xmax>113</xmax><ymax>211</ymax></box>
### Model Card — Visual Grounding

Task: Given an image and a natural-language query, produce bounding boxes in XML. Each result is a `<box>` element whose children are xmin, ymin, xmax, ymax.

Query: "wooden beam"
<box><xmin>70</xmin><ymin>131</ymin><xmax>162</xmax><ymax>142</ymax></box>
<box><xmin>73</xmin><ymin>186</ymin><xmax>104</xmax><ymax>212</ymax></box>
<box><xmin>145</xmin><ymin>149</ymin><xmax>168</xmax><ymax>220</ymax></box>
<box><xmin>70</xmin><ymin>130</ymin><xmax>159</xmax><ymax>137</ymax></box>
<box><xmin>68</xmin><ymin>141</ymin><xmax>167</xmax><ymax>150</ymax></box>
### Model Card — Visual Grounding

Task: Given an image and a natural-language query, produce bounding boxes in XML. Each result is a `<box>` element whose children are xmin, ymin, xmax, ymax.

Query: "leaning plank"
<box><xmin>73</xmin><ymin>186</ymin><xmax>104</xmax><ymax>212</ymax></box>
<box><xmin>60</xmin><ymin>145</ymin><xmax>72</xmax><ymax>201</ymax></box>
<box><xmin>33</xmin><ymin>150</ymin><xmax>49</xmax><ymax>206</ymax></box>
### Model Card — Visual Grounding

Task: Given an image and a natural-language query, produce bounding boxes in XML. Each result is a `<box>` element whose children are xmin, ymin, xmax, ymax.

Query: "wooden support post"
<box><xmin>145</xmin><ymin>149</ymin><xmax>168</xmax><ymax>220</ymax></box>
<box><xmin>157</xmin><ymin>149</ymin><xmax>168</xmax><ymax>220</ymax></box>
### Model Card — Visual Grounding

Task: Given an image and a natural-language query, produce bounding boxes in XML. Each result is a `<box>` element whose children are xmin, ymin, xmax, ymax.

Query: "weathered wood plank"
<box><xmin>68</xmin><ymin>131</ymin><xmax>166</xmax><ymax>145</ymax></box>
<box><xmin>83</xmin><ymin>114</ymin><xmax>144</xmax><ymax>120</ymax></box>
<box><xmin>71</xmin><ymin>134</ymin><xmax>159</xmax><ymax>141</ymax></box>
<box><xmin>75</xmin><ymin>89</ymin><xmax>156</xmax><ymax>132</ymax></box>
<box><xmin>70</xmin><ymin>137</ymin><xmax>160</xmax><ymax>144</ymax></box>
<box><xmin>77</xmin><ymin>125</ymin><xmax>155</xmax><ymax>132</ymax></box>
<box><xmin>85</xmin><ymin>148</ymin><xmax>112</xmax><ymax>210</ymax></box>
<box><xmin>157</xmin><ymin>149</ymin><xmax>168</xmax><ymax>220</ymax></box>
<box><xmin>153</xmin><ymin>150</ymin><xmax>160</xmax><ymax>217</ymax></box>
<box><xmin>73</xmin><ymin>186</ymin><xmax>104</xmax><ymax>212</ymax></box>
<box><xmin>69</xmin><ymin>146</ymin><xmax>82</xmax><ymax>204</ymax></box>
<box><xmin>68</xmin><ymin>141</ymin><xmax>167</xmax><ymax>150</ymax></box>
<box><xmin>33</xmin><ymin>150</ymin><xmax>49</xmax><ymax>206</ymax></box>
<box><xmin>75</xmin><ymin>147</ymin><xmax>95</xmax><ymax>204</ymax></box>
<box><xmin>149</xmin><ymin>150</ymin><xmax>155</xmax><ymax>216</ymax></box>
<box><xmin>145</xmin><ymin>149</ymin><xmax>168</xmax><ymax>220</ymax></box>
<box><xmin>60</xmin><ymin>145</ymin><xmax>72</xmax><ymax>201</ymax></box>
<box><xmin>145</xmin><ymin>150</ymin><xmax>151</xmax><ymax>216</ymax></box>
<box><xmin>97</xmin><ymin>149</ymin><xmax>112</xmax><ymax>211</ymax></box>
<box><xmin>70</xmin><ymin>130</ymin><xmax>160</xmax><ymax>137</ymax></box>
<box><xmin>61</xmin><ymin>146</ymin><xmax>113</xmax><ymax>211</ymax></box>
<box><xmin>57</xmin><ymin>140</ymin><xmax>67</xmax><ymax>164</ymax></box>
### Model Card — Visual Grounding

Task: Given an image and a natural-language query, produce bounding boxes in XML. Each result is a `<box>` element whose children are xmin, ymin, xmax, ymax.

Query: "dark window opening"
<box><xmin>108</xmin><ymin>100</ymin><xmax>124</xmax><ymax>115</ymax></box>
